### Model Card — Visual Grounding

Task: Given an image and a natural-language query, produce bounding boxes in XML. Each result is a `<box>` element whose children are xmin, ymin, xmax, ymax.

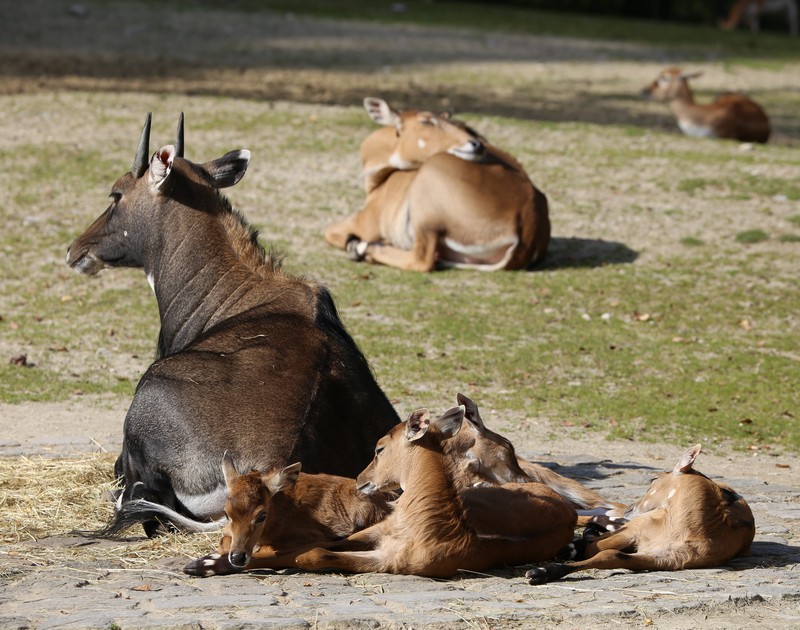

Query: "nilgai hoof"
<box><xmin>346</xmin><ymin>238</ymin><xmax>368</xmax><ymax>262</ymax></box>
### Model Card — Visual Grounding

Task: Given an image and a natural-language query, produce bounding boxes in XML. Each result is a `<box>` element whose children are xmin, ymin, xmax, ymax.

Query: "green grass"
<box><xmin>1</xmin><ymin>6</ymin><xmax>799</xmax><ymax>453</ymax></box>
<box><xmin>317</xmin><ymin>258</ymin><xmax>798</xmax><ymax>450</ymax></box>
<box><xmin>735</xmin><ymin>229</ymin><xmax>769</xmax><ymax>243</ymax></box>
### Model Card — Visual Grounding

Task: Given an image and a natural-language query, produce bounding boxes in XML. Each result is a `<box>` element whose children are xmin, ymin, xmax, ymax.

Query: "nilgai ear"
<box><xmin>435</xmin><ymin>405</ymin><xmax>465</xmax><ymax>439</ymax></box>
<box><xmin>203</xmin><ymin>150</ymin><xmax>251</xmax><ymax>189</ymax></box>
<box><xmin>364</xmin><ymin>97</ymin><xmax>401</xmax><ymax>129</ymax></box>
<box><xmin>221</xmin><ymin>452</ymin><xmax>238</xmax><ymax>488</ymax></box>
<box><xmin>456</xmin><ymin>393</ymin><xmax>484</xmax><ymax>433</ymax></box>
<box><xmin>674</xmin><ymin>444</ymin><xmax>702</xmax><ymax>474</ymax></box>
<box><xmin>405</xmin><ymin>408</ymin><xmax>431</xmax><ymax>442</ymax></box>
<box><xmin>148</xmin><ymin>145</ymin><xmax>176</xmax><ymax>190</ymax></box>
<box><xmin>265</xmin><ymin>462</ymin><xmax>301</xmax><ymax>494</ymax></box>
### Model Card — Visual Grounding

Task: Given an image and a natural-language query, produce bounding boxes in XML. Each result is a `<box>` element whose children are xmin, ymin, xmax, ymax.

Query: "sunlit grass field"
<box><xmin>1</xmin><ymin>2</ymin><xmax>798</xmax><ymax>454</ymax></box>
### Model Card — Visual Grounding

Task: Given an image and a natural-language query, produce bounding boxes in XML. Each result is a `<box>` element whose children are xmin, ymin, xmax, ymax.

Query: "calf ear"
<box><xmin>203</xmin><ymin>150</ymin><xmax>251</xmax><ymax>189</ymax></box>
<box><xmin>435</xmin><ymin>405</ymin><xmax>465</xmax><ymax>439</ymax></box>
<box><xmin>405</xmin><ymin>408</ymin><xmax>431</xmax><ymax>441</ymax></box>
<box><xmin>221</xmin><ymin>451</ymin><xmax>238</xmax><ymax>488</ymax></box>
<box><xmin>674</xmin><ymin>444</ymin><xmax>702</xmax><ymax>474</ymax></box>
<box><xmin>148</xmin><ymin>145</ymin><xmax>176</xmax><ymax>190</ymax></box>
<box><xmin>265</xmin><ymin>462</ymin><xmax>301</xmax><ymax>494</ymax></box>
<box><xmin>456</xmin><ymin>393</ymin><xmax>484</xmax><ymax>433</ymax></box>
<box><xmin>364</xmin><ymin>97</ymin><xmax>401</xmax><ymax>129</ymax></box>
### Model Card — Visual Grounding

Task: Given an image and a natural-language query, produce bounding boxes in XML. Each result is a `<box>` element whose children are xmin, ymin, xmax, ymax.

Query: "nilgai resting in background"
<box><xmin>526</xmin><ymin>444</ymin><xmax>756</xmax><ymax>584</ymax></box>
<box><xmin>325</xmin><ymin>97</ymin><xmax>550</xmax><ymax>272</ymax></box>
<box><xmin>642</xmin><ymin>67</ymin><xmax>771</xmax><ymax>143</ymax></box>
<box><xmin>67</xmin><ymin>114</ymin><xmax>399</xmax><ymax>537</ymax></box>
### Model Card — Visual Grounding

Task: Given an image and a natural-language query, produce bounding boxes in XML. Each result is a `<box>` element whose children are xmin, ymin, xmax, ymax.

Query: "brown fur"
<box><xmin>526</xmin><ymin>444</ymin><xmax>756</xmax><ymax>584</ymax></box>
<box><xmin>326</xmin><ymin>99</ymin><xmax>550</xmax><ymax>272</ymax></box>
<box><xmin>66</xmin><ymin>115</ymin><xmax>399</xmax><ymax>537</ymax></box>
<box><xmin>357</xmin><ymin>97</ymin><xmax>482</xmax><ymax>193</ymax></box>
<box><xmin>642</xmin><ymin>67</ymin><xmax>771</xmax><ymax>143</ymax></box>
<box><xmin>184</xmin><ymin>456</ymin><xmax>394</xmax><ymax>576</ymax></box>
<box><xmin>361</xmin><ymin>393</ymin><xmax>622</xmax><ymax>514</ymax></box>
<box><xmin>294</xmin><ymin>407</ymin><xmax>577</xmax><ymax>578</ymax></box>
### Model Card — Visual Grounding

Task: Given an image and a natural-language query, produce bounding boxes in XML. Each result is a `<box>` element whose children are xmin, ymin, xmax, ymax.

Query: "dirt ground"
<box><xmin>1</xmin><ymin>2</ymin><xmax>800</xmax><ymax>628</ymax></box>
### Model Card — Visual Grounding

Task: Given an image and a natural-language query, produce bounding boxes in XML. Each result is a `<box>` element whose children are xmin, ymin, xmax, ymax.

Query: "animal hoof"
<box><xmin>555</xmin><ymin>542</ymin><xmax>577</xmax><ymax>561</ymax></box>
<box><xmin>604</xmin><ymin>516</ymin><xmax>626</xmax><ymax>532</ymax></box>
<box><xmin>525</xmin><ymin>566</ymin><xmax>549</xmax><ymax>585</ymax></box>
<box><xmin>582</xmin><ymin>522</ymin><xmax>607</xmax><ymax>539</ymax></box>
<box><xmin>183</xmin><ymin>553</ymin><xmax>223</xmax><ymax>577</ymax></box>
<box><xmin>346</xmin><ymin>238</ymin><xmax>368</xmax><ymax>262</ymax></box>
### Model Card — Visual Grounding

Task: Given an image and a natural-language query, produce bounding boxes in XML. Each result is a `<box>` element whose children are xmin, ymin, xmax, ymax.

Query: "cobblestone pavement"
<box><xmin>1</xmin><ymin>415</ymin><xmax>798</xmax><ymax>629</ymax></box>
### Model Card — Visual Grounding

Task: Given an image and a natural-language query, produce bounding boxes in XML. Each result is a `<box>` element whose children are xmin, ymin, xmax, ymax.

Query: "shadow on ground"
<box><xmin>534</xmin><ymin>237</ymin><xmax>639</xmax><ymax>271</ymax></box>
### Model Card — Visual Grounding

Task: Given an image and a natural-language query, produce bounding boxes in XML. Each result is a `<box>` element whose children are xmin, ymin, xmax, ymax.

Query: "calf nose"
<box><xmin>228</xmin><ymin>551</ymin><xmax>248</xmax><ymax>568</ymax></box>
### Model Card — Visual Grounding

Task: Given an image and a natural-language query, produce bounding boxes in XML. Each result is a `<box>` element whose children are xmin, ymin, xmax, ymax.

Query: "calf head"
<box><xmin>363</xmin><ymin>97</ymin><xmax>484</xmax><ymax>169</ymax></box>
<box><xmin>641</xmin><ymin>67</ymin><xmax>701</xmax><ymax>102</ymax></box>
<box><xmin>356</xmin><ymin>405</ymin><xmax>465</xmax><ymax>494</ymax></box>
<box><xmin>221</xmin><ymin>453</ymin><xmax>300</xmax><ymax>568</ymax></box>
<box><xmin>447</xmin><ymin>393</ymin><xmax>529</xmax><ymax>488</ymax></box>
<box><xmin>66</xmin><ymin>113</ymin><xmax>250</xmax><ymax>276</ymax></box>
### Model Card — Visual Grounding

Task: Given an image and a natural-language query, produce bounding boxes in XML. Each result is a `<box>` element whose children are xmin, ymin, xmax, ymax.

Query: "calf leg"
<box><xmin>526</xmin><ymin>548</ymin><xmax>670</xmax><ymax>584</ymax></box>
<box><xmin>324</xmin><ymin>212</ymin><xmax>382</xmax><ymax>250</ymax></box>
<box><xmin>294</xmin><ymin>547</ymin><xmax>386</xmax><ymax>574</ymax></box>
<box><xmin>185</xmin><ymin>542</ymin><xmax>334</xmax><ymax>577</ymax></box>
<box><xmin>365</xmin><ymin>230</ymin><xmax>439</xmax><ymax>272</ymax></box>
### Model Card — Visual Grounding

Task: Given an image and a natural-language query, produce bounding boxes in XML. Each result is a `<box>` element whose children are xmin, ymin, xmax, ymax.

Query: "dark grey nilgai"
<box><xmin>67</xmin><ymin>114</ymin><xmax>399</xmax><ymax>536</ymax></box>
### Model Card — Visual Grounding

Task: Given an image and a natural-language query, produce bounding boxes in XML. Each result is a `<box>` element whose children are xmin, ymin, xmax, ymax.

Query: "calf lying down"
<box><xmin>526</xmin><ymin>444</ymin><xmax>755</xmax><ymax>584</ymax></box>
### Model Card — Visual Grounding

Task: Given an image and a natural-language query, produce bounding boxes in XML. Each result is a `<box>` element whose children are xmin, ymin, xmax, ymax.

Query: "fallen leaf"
<box><xmin>776</xmin><ymin>463</ymin><xmax>791</xmax><ymax>469</ymax></box>
<box><xmin>61</xmin><ymin>295</ymin><xmax>73</xmax><ymax>302</ymax></box>
<box><xmin>131</xmin><ymin>583</ymin><xmax>152</xmax><ymax>592</ymax></box>
<box><xmin>739</xmin><ymin>319</ymin><xmax>753</xmax><ymax>331</ymax></box>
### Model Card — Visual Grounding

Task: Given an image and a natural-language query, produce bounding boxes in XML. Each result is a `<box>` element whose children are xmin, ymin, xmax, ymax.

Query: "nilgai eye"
<box><xmin>375</xmin><ymin>446</ymin><xmax>385</xmax><ymax>457</ymax></box>
<box><xmin>110</xmin><ymin>192</ymin><xmax>122</xmax><ymax>203</ymax></box>
<box><xmin>255</xmin><ymin>512</ymin><xmax>267</xmax><ymax>523</ymax></box>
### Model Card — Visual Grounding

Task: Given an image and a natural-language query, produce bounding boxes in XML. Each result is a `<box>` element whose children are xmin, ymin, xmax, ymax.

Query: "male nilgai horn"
<box><xmin>130</xmin><ymin>112</ymin><xmax>185</xmax><ymax>177</ymax></box>
<box><xmin>131</xmin><ymin>112</ymin><xmax>151</xmax><ymax>178</ymax></box>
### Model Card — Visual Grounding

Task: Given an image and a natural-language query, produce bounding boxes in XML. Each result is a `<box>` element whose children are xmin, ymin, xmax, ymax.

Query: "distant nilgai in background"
<box><xmin>642</xmin><ymin>67</ymin><xmax>771</xmax><ymax>144</ymax></box>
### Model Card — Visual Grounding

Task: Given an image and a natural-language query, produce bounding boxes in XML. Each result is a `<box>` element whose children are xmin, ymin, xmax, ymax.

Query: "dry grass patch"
<box><xmin>0</xmin><ymin>455</ymin><xmax>217</xmax><ymax>574</ymax></box>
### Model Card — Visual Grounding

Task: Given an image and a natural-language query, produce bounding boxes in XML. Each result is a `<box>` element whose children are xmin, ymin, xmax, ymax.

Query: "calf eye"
<box><xmin>254</xmin><ymin>512</ymin><xmax>267</xmax><ymax>523</ymax></box>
